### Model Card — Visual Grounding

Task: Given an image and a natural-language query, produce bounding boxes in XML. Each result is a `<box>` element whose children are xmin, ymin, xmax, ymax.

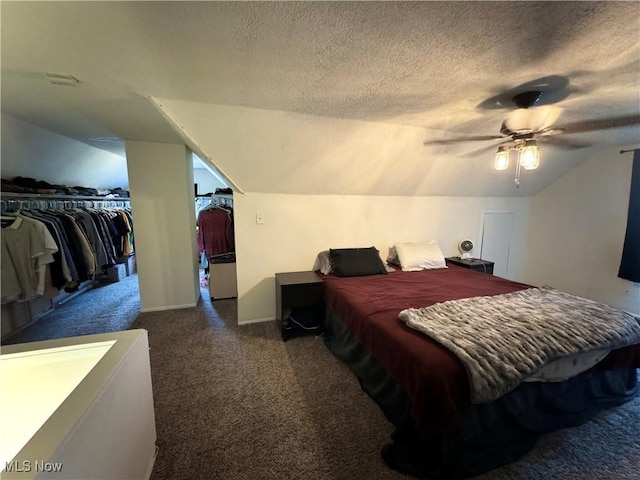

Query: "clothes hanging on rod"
<box><xmin>196</xmin><ymin>195</ymin><xmax>234</xmax><ymax>259</ymax></box>
<box><xmin>1</xmin><ymin>195</ymin><xmax>134</xmax><ymax>303</ymax></box>
<box><xmin>195</xmin><ymin>194</ymin><xmax>233</xmax><ymax>217</ymax></box>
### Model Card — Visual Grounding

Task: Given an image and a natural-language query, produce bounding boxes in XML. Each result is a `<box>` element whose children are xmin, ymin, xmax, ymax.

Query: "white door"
<box><xmin>480</xmin><ymin>212</ymin><xmax>514</xmax><ymax>278</ymax></box>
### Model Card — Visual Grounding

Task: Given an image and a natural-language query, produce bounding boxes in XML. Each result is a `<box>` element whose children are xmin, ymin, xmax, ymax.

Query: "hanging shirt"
<box><xmin>18</xmin><ymin>210</ymin><xmax>67</xmax><ymax>288</ymax></box>
<box><xmin>1</xmin><ymin>216</ymin><xmax>58</xmax><ymax>302</ymax></box>
<box><xmin>63</xmin><ymin>213</ymin><xmax>97</xmax><ymax>277</ymax></box>
<box><xmin>197</xmin><ymin>208</ymin><xmax>234</xmax><ymax>257</ymax></box>
<box><xmin>74</xmin><ymin>210</ymin><xmax>110</xmax><ymax>270</ymax></box>
<box><xmin>116</xmin><ymin>210</ymin><xmax>134</xmax><ymax>256</ymax></box>
<box><xmin>27</xmin><ymin>210</ymin><xmax>78</xmax><ymax>284</ymax></box>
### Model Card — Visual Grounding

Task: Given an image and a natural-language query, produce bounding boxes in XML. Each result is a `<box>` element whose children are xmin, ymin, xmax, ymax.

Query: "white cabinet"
<box><xmin>209</xmin><ymin>261</ymin><xmax>238</xmax><ymax>300</ymax></box>
<box><xmin>1</xmin><ymin>330</ymin><xmax>157</xmax><ymax>479</ymax></box>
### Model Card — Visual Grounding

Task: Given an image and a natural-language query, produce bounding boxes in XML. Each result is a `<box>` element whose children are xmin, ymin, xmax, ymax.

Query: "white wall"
<box><xmin>1</xmin><ymin>113</ymin><xmax>128</xmax><ymax>189</ymax></box>
<box><xmin>193</xmin><ymin>169</ymin><xmax>227</xmax><ymax>196</ymax></box>
<box><xmin>125</xmin><ymin>141</ymin><xmax>200</xmax><ymax>312</ymax></box>
<box><xmin>524</xmin><ymin>146</ymin><xmax>640</xmax><ymax>315</ymax></box>
<box><xmin>156</xmin><ymin>99</ymin><xmax>572</xmax><ymax>197</ymax></box>
<box><xmin>234</xmin><ymin>193</ymin><xmax>531</xmax><ymax>323</ymax></box>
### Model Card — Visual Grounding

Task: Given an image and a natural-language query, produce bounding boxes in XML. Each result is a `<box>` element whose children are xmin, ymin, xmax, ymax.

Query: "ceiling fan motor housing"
<box><xmin>513</xmin><ymin>90</ymin><xmax>543</xmax><ymax>109</ymax></box>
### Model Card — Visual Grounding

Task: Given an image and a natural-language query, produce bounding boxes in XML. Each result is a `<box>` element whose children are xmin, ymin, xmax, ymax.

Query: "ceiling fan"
<box><xmin>424</xmin><ymin>87</ymin><xmax>640</xmax><ymax>186</ymax></box>
<box><xmin>424</xmin><ymin>90</ymin><xmax>639</xmax><ymax>152</ymax></box>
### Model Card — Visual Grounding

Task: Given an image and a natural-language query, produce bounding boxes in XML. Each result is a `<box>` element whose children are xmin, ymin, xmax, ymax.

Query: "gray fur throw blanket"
<box><xmin>399</xmin><ymin>286</ymin><xmax>640</xmax><ymax>404</ymax></box>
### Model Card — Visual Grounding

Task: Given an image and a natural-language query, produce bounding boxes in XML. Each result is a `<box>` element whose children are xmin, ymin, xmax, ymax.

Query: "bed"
<box><xmin>319</xmin><ymin>260</ymin><xmax>640</xmax><ymax>479</ymax></box>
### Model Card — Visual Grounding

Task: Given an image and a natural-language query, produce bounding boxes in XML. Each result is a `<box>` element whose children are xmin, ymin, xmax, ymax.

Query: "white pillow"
<box><xmin>313</xmin><ymin>250</ymin><xmax>333</xmax><ymax>275</ymax></box>
<box><xmin>393</xmin><ymin>241</ymin><xmax>447</xmax><ymax>272</ymax></box>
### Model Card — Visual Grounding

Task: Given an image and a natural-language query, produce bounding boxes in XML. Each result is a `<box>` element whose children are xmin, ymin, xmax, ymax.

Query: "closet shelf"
<box><xmin>1</xmin><ymin>192</ymin><xmax>130</xmax><ymax>201</ymax></box>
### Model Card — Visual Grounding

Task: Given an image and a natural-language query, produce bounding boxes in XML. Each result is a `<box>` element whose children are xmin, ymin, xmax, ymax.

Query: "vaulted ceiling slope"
<box><xmin>2</xmin><ymin>2</ymin><xmax>639</xmax><ymax>196</ymax></box>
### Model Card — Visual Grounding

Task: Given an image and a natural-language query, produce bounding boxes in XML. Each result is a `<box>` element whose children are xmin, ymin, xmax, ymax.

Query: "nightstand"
<box><xmin>275</xmin><ymin>271</ymin><xmax>324</xmax><ymax>341</ymax></box>
<box><xmin>445</xmin><ymin>257</ymin><xmax>495</xmax><ymax>274</ymax></box>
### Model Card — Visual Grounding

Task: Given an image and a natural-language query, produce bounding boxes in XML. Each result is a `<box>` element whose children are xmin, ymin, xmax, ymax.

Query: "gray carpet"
<box><xmin>4</xmin><ymin>277</ymin><xmax>141</xmax><ymax>344</ymax></box>
<box><xmin>4</xmin><ymin>274</ymin><xmax>639</xmax><ymax>479</ymax></box>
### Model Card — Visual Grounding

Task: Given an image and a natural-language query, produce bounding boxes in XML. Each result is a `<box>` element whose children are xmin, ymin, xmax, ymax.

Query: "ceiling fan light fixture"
<box><xmin>519</xmin><ymin>139</ymin><xmax>540</xmax><ymax>170</ymax></box>
<box><xmin>494</xmin><ymin>146</ymin><xmax>510</xmax><ymax>170</ymax></box>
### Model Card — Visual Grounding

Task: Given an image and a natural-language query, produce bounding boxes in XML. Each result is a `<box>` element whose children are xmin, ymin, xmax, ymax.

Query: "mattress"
<box><xmin>321</xmin><ymin>265</ymin><xmax>640</xmax><ymax>435</ymax></box>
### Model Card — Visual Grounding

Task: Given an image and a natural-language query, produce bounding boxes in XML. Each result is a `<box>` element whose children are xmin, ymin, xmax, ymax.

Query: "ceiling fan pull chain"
<box><xmin>514</xmin><ymin>161</ymin><xmax>521</xmax><ymax>188</ymax></box>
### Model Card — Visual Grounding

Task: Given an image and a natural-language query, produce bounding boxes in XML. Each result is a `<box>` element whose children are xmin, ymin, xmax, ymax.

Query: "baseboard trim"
<box><xmin>140</xmin><ymin>303</ymin><xmax>198</xmax><ymax>313</ymax></box>
<box><xmin>238</xmin><ymin>316</ymin><xmax>275</xmax><ymax>325</ymax></box>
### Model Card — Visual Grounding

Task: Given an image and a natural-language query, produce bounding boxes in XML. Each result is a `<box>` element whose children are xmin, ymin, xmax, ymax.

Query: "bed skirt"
<box><xmin>323</xmin><ymin>307</ymin><xmax>639</xmax><ymax>479</ymax></box>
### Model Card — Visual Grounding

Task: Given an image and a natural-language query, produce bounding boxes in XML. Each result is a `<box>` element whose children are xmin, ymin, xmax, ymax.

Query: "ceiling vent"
<box><xmin>45</xmin><ymin>73</ymin><xmax>79</xmax><ymax>86</ymax></box>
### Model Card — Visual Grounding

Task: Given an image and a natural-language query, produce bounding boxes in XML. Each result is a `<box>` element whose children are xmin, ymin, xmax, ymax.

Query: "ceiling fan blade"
<box><xmin>537</xmin><ymin>127</ymin><xmax>565</xmax><ymax>137</ymax></box>
<box><xmin>539</xmin><ymin>136</ymin><xmax>592</xmax><ymax>149</ymax></box>
<box><xmin>423</xmin><ymin>135</ymin><xmax>505</xmax><ymax>146</ymax></box>
<box><xmin>558</xmin><ymin>114</ymin><xmax>640</xmax><ymax>134</ymax></box>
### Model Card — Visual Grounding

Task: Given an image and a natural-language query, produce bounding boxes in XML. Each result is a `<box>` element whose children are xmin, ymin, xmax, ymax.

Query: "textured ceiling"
<box><xmin>1</xmin><ymin>1</ymin><xmax>639</xmax><ymax>196</ymax></box>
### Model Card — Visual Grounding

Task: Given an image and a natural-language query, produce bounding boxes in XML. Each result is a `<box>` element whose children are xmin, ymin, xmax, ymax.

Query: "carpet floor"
<box><xmin>4</xmin><ymin>273</ymin><xmax>639</xmax><ymax>479</ymax></box>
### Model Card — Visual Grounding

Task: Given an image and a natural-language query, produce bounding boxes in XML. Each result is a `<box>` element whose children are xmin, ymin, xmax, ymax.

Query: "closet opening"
<box><xmin>193</xmin><ymin>154</ymin><xmax>237</xmax><ymax>304</ymax></box>
<box><xmin>1</xmin><ymin>149</ymin><xmax>236</xmax><ymax>345</ymax></box>
<box><xmin>1</xmin><ymin>186</ymin><xmax>140</xmax><ymax>345</ymax></box>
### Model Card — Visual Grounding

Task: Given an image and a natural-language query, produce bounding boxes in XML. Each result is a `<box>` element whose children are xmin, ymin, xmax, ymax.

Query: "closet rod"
<box><xmin>1</xmin><ymin>192</ymin><xmax>130</xmax><ymax>201</ymax></box>
<box><xmin>195</xmin><ymin>194</ymin><xmax>233</xmax><ymax>199</ymax></box>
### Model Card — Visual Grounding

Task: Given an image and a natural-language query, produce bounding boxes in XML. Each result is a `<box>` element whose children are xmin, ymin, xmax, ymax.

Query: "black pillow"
<box><xmin>329</xmin><ymin>247</ymin><xmax>388</xmax><ymax>277</ymax></box>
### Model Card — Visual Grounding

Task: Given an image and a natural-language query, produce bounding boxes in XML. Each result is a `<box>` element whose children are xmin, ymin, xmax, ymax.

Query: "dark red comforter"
<box><xmin>321</xmin><ymin>265</ymin><xmax>640</xmax><ymax>434</ymax></box>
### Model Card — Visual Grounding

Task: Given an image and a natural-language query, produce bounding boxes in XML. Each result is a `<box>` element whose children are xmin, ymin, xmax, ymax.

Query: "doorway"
<box><xmin>479</xmin><ymin>211</ymin><xmax>514</xmax><ymax>278</ymax></box>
